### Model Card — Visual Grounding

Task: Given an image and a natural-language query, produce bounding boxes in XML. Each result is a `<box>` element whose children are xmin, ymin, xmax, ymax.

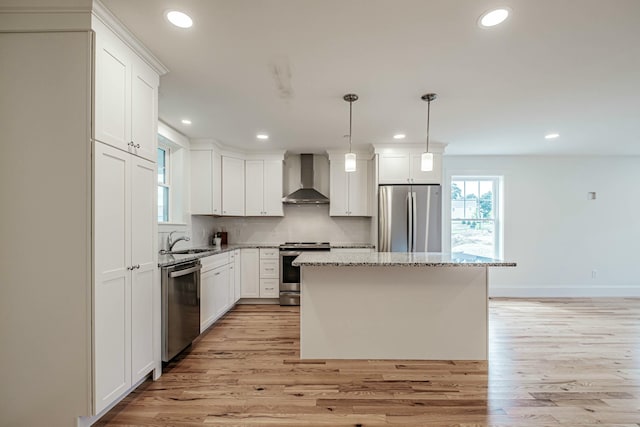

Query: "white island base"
<box><xmin>300</xmin><ymin>266</ymin><xmax>488</xmax><ymax>360</ymax></box>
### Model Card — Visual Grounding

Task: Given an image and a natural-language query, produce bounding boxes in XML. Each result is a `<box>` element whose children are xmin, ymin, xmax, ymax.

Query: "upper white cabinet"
<box><xmin>94</xmin><ymin>142</ymin><xmax>156</xmax><ymax>414</ymax></box>
<box><xmin>190</xmin><ymin>149</ymin><xmax>222</xmax><ymax>215</ymax></box>
<box><xmin>328</xmin><ymin>155</ymin><xmax>371</xmax><ymax>217</ymax></box>
<box><xmin>376</xmin><ymin>145</ymin><xmax>445</xmax><ymax>185</ymax></box>
<box><xmin>221</xmin><ymin>156</ymin><xmax>245</xmax><ymax>216</ymax></box>
<box><xmin>94</xmin><ymin>18</ymin><xmax>159</xmax><ymax>162</ymax></box>
<box><xmin>245</xmin><ymin>159</ymin><xmax>284</xmax><ymax>216</ymax></box>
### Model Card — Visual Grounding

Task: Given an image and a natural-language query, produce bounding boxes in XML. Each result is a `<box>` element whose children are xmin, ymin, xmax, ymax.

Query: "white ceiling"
<box><xmin>103</xmin><ymin>0</ymin><xmax>640</xmax><ymax>155</ymax></box>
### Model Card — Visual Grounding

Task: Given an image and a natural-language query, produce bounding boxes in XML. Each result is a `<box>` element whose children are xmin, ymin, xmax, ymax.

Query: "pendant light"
<box><xmin>343</xmin><ymin>93</ymin><xmax>358</xmax><ymax>172</ymax></box>
<box><xmin>421</xmin><ymin>93</ymin><xmax>437</xmax><ymax>171</ymax></box>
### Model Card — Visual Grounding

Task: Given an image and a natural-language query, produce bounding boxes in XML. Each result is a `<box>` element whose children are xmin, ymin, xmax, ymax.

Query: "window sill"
<box><xmin>158</xmin><ymin>222</ymin><xmax>188</xmax><ymax>231</ymax></box>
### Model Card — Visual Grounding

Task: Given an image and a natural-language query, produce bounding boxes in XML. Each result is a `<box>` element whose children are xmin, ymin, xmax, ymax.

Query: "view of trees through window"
<box><xmin>451</xmin><ymin>178</ymin><xmax>499</xmax><ymax>258</ymax></box>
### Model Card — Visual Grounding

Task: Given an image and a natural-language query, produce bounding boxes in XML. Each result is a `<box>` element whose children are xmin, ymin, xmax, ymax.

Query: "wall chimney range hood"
<box><xmin>283</xmin><ymin>154</ymin><xmax>329</xmax><ymax>204</ymax></box>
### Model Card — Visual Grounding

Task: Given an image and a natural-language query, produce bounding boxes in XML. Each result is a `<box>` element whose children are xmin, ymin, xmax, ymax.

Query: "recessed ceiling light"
<box><xmin>393</xmin><ymin>134</ymin><xmax>406</xmax><ymax>140</ymax></box>
<box><xmin>181</xmin><ymin>119</ymin><xmax>192</xmax><ymax>125</ymax></box>
<box><xmin>166</xmin><ymin>10</ymin><xmax>193</xmax><ymax>29</ymax></box>
<box><xmin>545</xmin><ymin>133</ymin><xmax>560</xmax><ymax>139</ymax></box>
<box><xmin>478</xmin><ymin>8</ymin><xmax>510</xmax><ymax>28</ymax></box>
<box><xmin>256</xmin><ymin>134</ymin><xmax>269</xmax><ymax>140</ymax></box>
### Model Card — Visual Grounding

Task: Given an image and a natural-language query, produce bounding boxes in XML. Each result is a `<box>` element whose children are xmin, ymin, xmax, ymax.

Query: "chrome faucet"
<box><xmin>167</xmin><ymin>231</ymin><xmax>190</xmax><ymax>251</ymax></box>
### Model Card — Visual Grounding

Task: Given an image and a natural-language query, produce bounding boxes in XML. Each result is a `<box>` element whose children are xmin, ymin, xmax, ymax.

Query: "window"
<box><xmin>451</xmin><ymin>177</ymin><xmax>502</xmax><ymax>258</ymax></box>
<box><xmin>157</xmin><ymin>146</ymin><xmax>170</xmax><ymax>222</ymax></box>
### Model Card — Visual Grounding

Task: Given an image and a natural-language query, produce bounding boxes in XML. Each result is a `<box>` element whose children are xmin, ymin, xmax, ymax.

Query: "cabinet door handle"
<box><xmin>214</xmin><ymin>272</ymin><xmax>221</xmax><ymax>276</ymax></box>
<box><xmin>127</xmin><ymin>266</ymin><xmax>133</xmax><ymax>270</ymax></box>
<box><xmin>128</xmin><ymin>141</ymin><xmax>134</xmax><ymax>147</ymax></box>
<box><xmin>135</xmin><ymin>143</ymin><xmax>141</xmax><ymax>149</ymax></box>
<box><xmin>136</xmin><ymin>264</ymin><xmax>141</xmax><ymax>269</ymax></box>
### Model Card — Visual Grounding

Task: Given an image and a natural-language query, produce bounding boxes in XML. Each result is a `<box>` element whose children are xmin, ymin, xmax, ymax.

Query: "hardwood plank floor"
<box><xmin>97</xmin><ymin>299</ymin><xmax>640</xmax><ymax>426</ymax></box>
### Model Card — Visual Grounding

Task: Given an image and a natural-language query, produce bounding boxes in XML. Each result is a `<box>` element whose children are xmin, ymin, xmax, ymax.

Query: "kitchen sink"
<box><xmin>166</xmin><ymin>248</ymin><xmax>213</xmax><ymax>255</ymax></box>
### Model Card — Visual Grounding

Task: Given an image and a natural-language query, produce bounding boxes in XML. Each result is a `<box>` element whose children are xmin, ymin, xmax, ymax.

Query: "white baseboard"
<box><xmin>489</xmin><ymin>286</ymin><xmax>640</xmax><ymax>298</ymax></box>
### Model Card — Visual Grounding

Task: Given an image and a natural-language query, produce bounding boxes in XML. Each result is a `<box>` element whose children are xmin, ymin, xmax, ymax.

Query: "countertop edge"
<box><xmin>292</xmin><ymin>261</ymin><xmax>517</xmax><ymax>267</ymax></box>
<box><xmin>158</xmin><ymin>243</ymin><xmax>280</xmax><ymax>267</ymax></box>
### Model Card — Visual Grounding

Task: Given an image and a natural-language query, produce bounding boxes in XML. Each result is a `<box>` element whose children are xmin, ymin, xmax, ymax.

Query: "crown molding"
<box><xmin>91</xmin><ymin>0</ymin><xmax>168</xmax><ymax>75</ymax></box>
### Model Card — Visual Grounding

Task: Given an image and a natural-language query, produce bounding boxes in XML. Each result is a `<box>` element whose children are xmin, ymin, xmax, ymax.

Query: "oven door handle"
<box><xmin>169</xmin><ymin>265</ymin><xmax>202</xmax><ymax>278</ymax></box>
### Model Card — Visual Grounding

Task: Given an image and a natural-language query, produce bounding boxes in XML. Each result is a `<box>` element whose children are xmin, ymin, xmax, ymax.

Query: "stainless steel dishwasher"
<box><xmin>161</xmin><ymin>259</ymin><xmax>201</xmax><ymax>362</ymax></box>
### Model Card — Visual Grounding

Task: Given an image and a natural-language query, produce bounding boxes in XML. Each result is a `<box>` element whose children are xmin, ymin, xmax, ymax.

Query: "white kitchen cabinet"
<box><xmin>190</xmin><ymin>149</ymin><xmax>222</xmax><ymax>215</ymax></box>
<box><xmin>239</xmin><ymin>248</ymin><xmax>279</xmax><ymax>299</ymax></box>
<box><xmin>378</xmin><ymin>151</ymin><xmax>441</xmax><ymax>184</ymax></box>
<box><xmin>200</xmin><ymin>252</ymin><xmax>234</xmax><ymax>332</ymax></box>
<box><xmin>259</xmin><ymin>248</ymin><xmax>280</xmax><ymax>298</ymax></box>
<box><xmin>222</xmin><ymin>156</ymin><xmax>245</xmax><ymax>216</ymax></box>
<box><xmin>229</xmin><ymin>251</ymin><xmax>236</xmax><ymax>303</ymax></box>
<box><xmin>94</xmin><ymin>18</ymin><xmax>158</xmax><ymax>162</ymax></box>
<box><xmin>260</xmin><ymin>278</ymin><xmax>279</xmax><ymax>298</ymax></box>
<box><xmin>2</xmin><ymin>8</ymin><xmax>165</xmax><ymax>425</ymax></box>
<box><xmin>245</xmin><ymin>159</ymin><xmax>284</xmax><ymax>216</ymax></box>
<box><xmin>200</xmin><ymin>267</ymin><xmax>216</xmax><ymax>333</ymax></box>
<box><xmin>211</xmin><ymin>264</ymin><xmax>231</xmax><ymax>319</ymax></box>
<box><xmin>94</xmin><ymin>142</ymin><xmax>156</xmax><ymax>413</ymax></box>
<box><xmin>233</xmin><ymin>249</ymin><xmax>241</xmax><ymax>303</ymax></box>
<box><xmin>240</xmin><ymin>248</ymin><xmax>260</xmax><ymax>298</ymax></box>
<box><xmin>329</xmin><ymin>158</ymin><xmax>370</xmax><ymax>216</ymax></box>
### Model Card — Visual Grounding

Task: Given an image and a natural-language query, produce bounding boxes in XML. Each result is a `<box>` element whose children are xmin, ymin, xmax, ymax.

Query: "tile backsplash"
<box><xmin>191</xmin><ymin>205</ymin><xmax>371</xmax><ymax>246</ymax></box>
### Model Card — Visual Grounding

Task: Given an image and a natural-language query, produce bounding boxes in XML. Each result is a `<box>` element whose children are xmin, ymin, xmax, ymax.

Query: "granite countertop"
<box><xmin>330</xmin><ymin>243</ymin><xmax>376</xmax><ymax>249</ymax></box>
<box><xmin>158</xmin><ymin>243</ymin><xmax>280</xmax><ymax>267</ymax></box>
<box><xmin>292</xmin><ymin>252</ymin><xmax>516</xmax><ymax>267</ymax></box>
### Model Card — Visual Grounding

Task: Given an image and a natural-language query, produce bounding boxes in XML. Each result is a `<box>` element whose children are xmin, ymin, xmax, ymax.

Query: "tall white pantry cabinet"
<box><xmin>0</xmin><ymin>2</ymin><xmax>167</xmax><ymax>426</ymax></box>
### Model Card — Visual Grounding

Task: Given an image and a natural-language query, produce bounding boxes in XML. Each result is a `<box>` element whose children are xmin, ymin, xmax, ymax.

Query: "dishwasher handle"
<box><xmin>169</xmin><ymin>264</ymin><xmax>201</xmax><ymax>278</ymax></box>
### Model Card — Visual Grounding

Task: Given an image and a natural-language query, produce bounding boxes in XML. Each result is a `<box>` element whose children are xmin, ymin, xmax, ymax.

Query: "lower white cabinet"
<box><xmin>94</xmin><ymin>141</ymin><xmax>157</xmax><ymax>414</ymax></box>
<box><xmin>231</xmin><ymin>249</ymin><xmax>241</xmax><ymax>303</ymax></box>
<box><xmin>240</xmin><ymin>248</ymin><xmax>260</xmax><ymax>297</ymax></box>
<box><xmin>240</xmin><ymin>248</ymin><xmax>280</xmax><ymax>298</ymax></box>
<box><xmin>259</xmin><ymin>248</ymin><xmax>279</xmax><ymax>298</ymax></box>
<box><xmin>200</xmin><ymin>252</ymin><xmax>236</xmax><ymax>333</ymax></box>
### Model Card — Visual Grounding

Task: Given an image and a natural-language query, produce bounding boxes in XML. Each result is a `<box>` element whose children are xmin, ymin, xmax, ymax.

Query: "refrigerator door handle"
<box><xmin>412</xmin><ymin>191</ymin><xmax>417</xmax><ymax>253</ymax></box>
<box><xmin>407</xmin><ymin>192</ymin><xmax>413</xmax><ymax>252</ymax></box>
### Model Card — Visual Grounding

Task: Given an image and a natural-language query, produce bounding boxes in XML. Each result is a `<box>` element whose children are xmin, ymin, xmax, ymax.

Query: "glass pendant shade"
<box><xmin>345</xmin><ymin>152</ymin><xmax>357</xmax><ymax>172</ymax></box>
<box><xmin>421</xmin><ymin>152</ymin><xmax>433</xmax><ymax>171</ymax></box>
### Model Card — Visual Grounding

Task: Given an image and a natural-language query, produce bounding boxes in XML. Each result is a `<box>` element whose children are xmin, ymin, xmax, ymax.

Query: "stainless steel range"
<box><xmin>279</xmin><ymin>242</ymin><xmax>331</xmax><ymax>305</ymax></box>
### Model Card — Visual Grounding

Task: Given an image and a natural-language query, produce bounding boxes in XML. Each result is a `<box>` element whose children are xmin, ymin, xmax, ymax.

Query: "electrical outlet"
<box><xmin>591</xmin><ymin>270</ymin><xmax>597</xmax><ymax>279</ymax></box>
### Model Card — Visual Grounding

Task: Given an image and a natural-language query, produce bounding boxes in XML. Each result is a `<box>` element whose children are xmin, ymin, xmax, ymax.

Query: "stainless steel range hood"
<box><xmin>282</xmin><ymin>154</ymin><xmax>329</xmax><ymax>204</ymax></box>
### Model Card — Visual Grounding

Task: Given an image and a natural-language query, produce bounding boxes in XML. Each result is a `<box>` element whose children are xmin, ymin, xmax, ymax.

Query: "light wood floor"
<box><xmin>97</xmin><ymin>299</ymin><xmax>640</xmax><ymax>426</ymax></box>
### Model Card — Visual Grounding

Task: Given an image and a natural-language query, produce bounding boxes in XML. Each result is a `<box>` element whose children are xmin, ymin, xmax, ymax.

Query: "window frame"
<box><xmin>448</xmin><ymin>175</ymin><xmax>503</xmax><ymax>259</ymax></box>
<box><xmin>157</xmin><ymin>145</ymin><xmax>171</xmax><ymax>223</ymax></box>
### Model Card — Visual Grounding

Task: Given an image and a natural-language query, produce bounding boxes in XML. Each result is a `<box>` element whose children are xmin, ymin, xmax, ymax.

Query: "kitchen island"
<box><xmin>292</xmin><ymin>252</ymin><xmax>516</xmax><ymax>360</ymax></box>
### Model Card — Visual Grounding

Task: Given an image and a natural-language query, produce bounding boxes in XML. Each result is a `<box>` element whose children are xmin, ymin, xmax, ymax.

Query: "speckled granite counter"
<box><xmin>158</xmin><ymin>243</ymin><xmax>280</xmax><ymax>267</ymax></box>
<box><xmin>293</xmin><ymin>252</ymin><xmax>515</xmax><ymax>267</ymax></box>
<box><xmin>330</xmin><ymin>243</ymin><xmax>376</xmax><ymax>249</ymax></box>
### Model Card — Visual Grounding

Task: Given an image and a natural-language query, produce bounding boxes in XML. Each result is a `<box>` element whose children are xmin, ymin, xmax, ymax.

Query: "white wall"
<box><xmin>443</xmin><ymin>156</ymin><xmax>640</xmax><ymax>297</ymax></box>
<box><xmin>1</xmin><ymin>31</ymin><xmax>92</xmax><ymax>426</ymax></box>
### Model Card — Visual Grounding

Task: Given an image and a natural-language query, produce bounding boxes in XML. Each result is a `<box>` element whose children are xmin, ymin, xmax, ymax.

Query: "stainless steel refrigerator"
<box><xmin>378</xmin><ymin>185</ymin><xmax>442</xmax><ymax>252</ymax></box>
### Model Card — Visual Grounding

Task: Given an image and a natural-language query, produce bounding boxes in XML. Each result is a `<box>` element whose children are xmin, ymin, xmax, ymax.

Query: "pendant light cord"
<box><xmin>421</xmin><ymin>93</ymin><xmax>437</xmax><ymax>153</ymax></box>
<box><xmin>426</xmin><ymin>99</ymin><xmax>430</xmax><ymax>153</ymax></box>
<box><xmin>349</xmin><ymin>99</ymin><xmax>353</xmax><ymax>153</ymax></box>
